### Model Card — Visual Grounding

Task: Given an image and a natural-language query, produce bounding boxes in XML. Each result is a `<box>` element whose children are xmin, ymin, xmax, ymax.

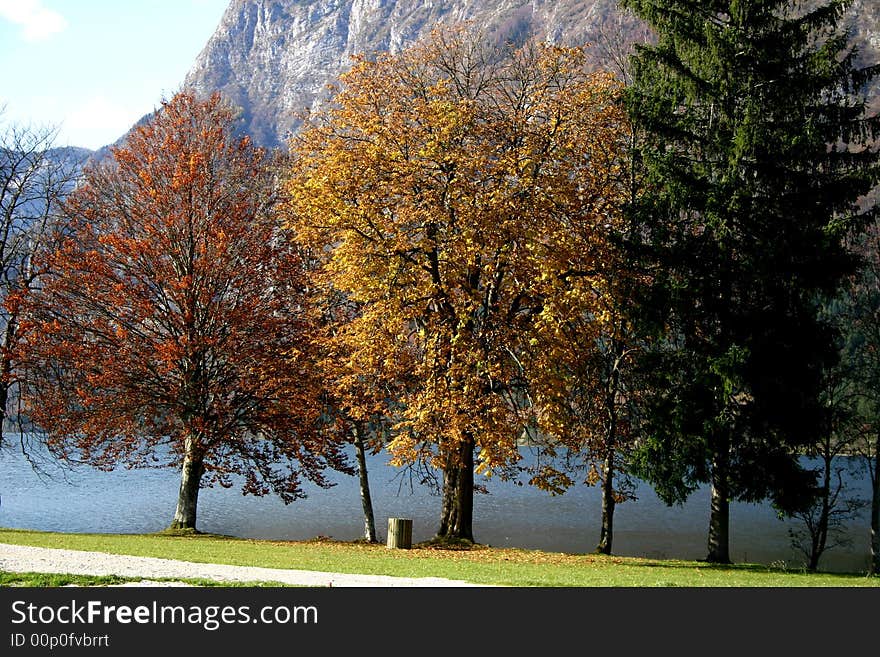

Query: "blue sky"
<box><xmin>0</xmin><ymin>0</ymin><xmax>231</xmax><ymax>150</ymax></box>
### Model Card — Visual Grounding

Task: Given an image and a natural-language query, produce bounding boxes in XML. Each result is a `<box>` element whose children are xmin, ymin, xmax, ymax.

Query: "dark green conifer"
<box><xmin>621</xmin><ymin>0</ymin><xmax>879</xmax><ymax>563</ymax></box>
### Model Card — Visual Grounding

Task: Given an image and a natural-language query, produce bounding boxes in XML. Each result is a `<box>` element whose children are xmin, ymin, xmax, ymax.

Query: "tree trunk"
<box><xmin>169</xmin><ymin>435</ymin><xmax>204</xmax><ymax>531</ymax></box>
<box><xmin>870</xmin><ymin>432</ymin><xmax>880</xmax><ymax>576</ymax></box>
<box><xmin>706</xmin><ymin>439</ymin><xmax>731</xmax><ymax>563</ymax></box>
<box><xmin>438</xmin><ymin>459</ymin><xmax>457</xmax><ymax>536</ymax></box>
<box><xmin>0</xmin><ymin>371</ymin><xmax>8</xmax><ymax>440</ymax></box>
<box><xmin>437</xmin><ymin>435</ymin><xmax>475</xmax><ymax>541</ymax></box>
<box><xmin>0</xmin><ymin>315</ymin><xmax>17</xmax><ymax>437</ymax></box>
<box><xmin>596</xmin><ymin>449</ymin><xmax>616</xmax><ymax>555</ymax></box>
<box><xmin>597</xmin><ymin>362</ymin><xmax>621</xmax><ymax>555</ymax></box>
<box><xmin>353</xmin><ymin>422</ymin><xmax>377</xmax><ymax>543</ymax></box>
<box><xmin>808</xmin><ymin>452</ymin><xmax>833</xmax><ymax>572</ymax></box>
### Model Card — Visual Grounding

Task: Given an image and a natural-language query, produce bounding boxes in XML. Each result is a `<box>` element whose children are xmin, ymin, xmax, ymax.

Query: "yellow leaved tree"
<box><xmin>286</xmin><ymin>27</ymin><xmax>630</xmax><ymax>542</ymax></box>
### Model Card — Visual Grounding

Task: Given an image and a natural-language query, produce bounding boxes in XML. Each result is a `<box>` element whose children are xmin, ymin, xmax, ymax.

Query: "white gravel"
<box><xmin>0</xmin><ymin>542</ymin><xmax>488</xmax><ymax>587</ymax></box>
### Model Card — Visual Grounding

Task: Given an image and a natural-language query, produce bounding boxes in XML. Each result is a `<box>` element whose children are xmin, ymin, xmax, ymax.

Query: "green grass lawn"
<box><xmin>1</xmin><ymin>527</ymin><xmax>877</xmax><ymax>587</ymax></box>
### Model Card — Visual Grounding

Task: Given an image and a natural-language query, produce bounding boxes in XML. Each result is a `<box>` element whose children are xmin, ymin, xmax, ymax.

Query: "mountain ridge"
<box><xmin>182</xmin><ymin>0</ymin><xmax>637</xmax><ymax>148</ymax></box>
<box><xmin>90</xmin><ymin>0</ymin><xmax>880</xmax><ymax>154</ymax></box>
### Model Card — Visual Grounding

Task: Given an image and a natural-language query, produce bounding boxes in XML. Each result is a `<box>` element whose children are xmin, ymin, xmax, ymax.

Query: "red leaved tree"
<box><xmin>20</xmin><ymin>91</ymin><xmax>347</xmax><ymax>531</ymax></box>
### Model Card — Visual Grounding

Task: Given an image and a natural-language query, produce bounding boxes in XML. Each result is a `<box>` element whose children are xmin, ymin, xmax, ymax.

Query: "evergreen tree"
<box><xmin>621</xmin><ymin>0</ymin><xmax>879</xmax><ymax>563</ymax></box>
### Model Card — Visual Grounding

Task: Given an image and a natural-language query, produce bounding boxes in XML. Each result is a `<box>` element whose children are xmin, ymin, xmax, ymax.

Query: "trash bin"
<box><xmin>386</xmin><ymin>517</ymin><xmax>413</xmax><ymax>549</ymax></box>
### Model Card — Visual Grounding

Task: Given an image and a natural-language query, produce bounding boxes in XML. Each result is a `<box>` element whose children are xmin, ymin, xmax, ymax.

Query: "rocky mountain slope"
<box><xmin>180</xmin><ymin>0</ymin><xmax>880</xmax><ymax>150</ymax></box>
<box><xmin>39</xmin><ymin>1</ymin><xmax>822</xmax><ymax>154</ymax></box>
<box><xmin>181</xmin><ymin>0</ymin><xmax>642</xmax><ymax>148</ymax></box>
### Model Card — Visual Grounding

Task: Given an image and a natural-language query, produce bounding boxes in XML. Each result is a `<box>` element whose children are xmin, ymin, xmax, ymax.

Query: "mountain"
<box><xmin>181</xmin><ymin>0</ymin><xmax>641</xmax><ymax>148</ymax></box>
<box><xmin>180</xmin><ymin>0</ymin><xmax>880</xmax><ymax>150</ymax></box>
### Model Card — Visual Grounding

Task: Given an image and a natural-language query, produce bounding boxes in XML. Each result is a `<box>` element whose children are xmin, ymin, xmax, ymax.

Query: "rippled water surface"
<box><xmin>0</xmin><ymin>438</ymin><xmax>872</xmax><ymax>573</ymax></box>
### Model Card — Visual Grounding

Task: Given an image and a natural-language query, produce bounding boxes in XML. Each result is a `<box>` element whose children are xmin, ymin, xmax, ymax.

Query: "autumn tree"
<box><xmin>517</xmin><ymin>9</ymin><xmax>653</xmax><ymax>557</ymax></box>
<box><xmin>621</xmin><ymin>0</ymin><xmax>880</xmax><ymax>563</ymax></box>
<box><xmin>0</xmin><ymin>115</ymin><xmax>84</xmax><ymax>453</ymax></box>
<box><xmin>306</xmin><ymin>280</ymin><xmax>397</xmax><ymax>543</ymax></box>
<box><xmin>534</xmin><ymin>8</ymin><xmax>654</xmax><ymax>557</ymax></box>
<box><xmin>527</xmin><ymin>280</ymin><xmax>643</xmax><ymax>555</ymax></box>
<box><xmin>287</xmin><ymin>28</ymin><xmax>629</xmax><ymax>542</ymax></box>
<box><xmin>20</xmin><ymin>91</ymin><xmax>347</xmax><ymax>531</ymax></box>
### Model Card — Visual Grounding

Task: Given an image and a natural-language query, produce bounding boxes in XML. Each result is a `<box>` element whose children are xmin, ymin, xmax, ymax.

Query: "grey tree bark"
<box><xmin>870</xmin><ymin>433</ymin><xmax>880</xmax><ymax>576</ymax></box>
<box><xmin>437</xmin><ymin>436</ymin><xmax>475</xmax><ymax>542</ymax></box>
<box><xmin>353</xmin><ymin>422</ymin><xmax>378</xmax><ymax>543</ymax></box>
<box><xmin>170</xmin><ymin>435</ymin><xmax>204</xmax><ymax>530</ymax></box>
<box><xmin>706</xmin><ymin>440</ymin><xmax>731</xmax><ymax>564</ymax></box>
<box><xmin>597</xmin><ymin>449</ymin><xmax>616</xmax><ymax>555</ymax></box>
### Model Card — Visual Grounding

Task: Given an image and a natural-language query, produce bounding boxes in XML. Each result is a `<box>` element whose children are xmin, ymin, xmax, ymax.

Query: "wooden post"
<box><xmin>386</xmin><ymin>517</ymin><xmax>413</xmax><ymax>549</ymax></box>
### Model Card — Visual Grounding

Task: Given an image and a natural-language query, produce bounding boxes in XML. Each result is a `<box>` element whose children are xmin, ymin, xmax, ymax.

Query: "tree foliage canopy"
<box><xmin>286</xmin><ymin>28</ymin><xmax>630</xmax><ymax>537</ymax></box>
<box><xmin>622</xmin><ymin>0</ymin><xmax>880</xmax><ymax>522</ymax></box>
<box><xmin>21</xmin><ymin>92</ymin><xmax>347</xmax><ymax>519</ymax></box>
<box><xmin>0</xmin><ymin>117</ymin><xmax>82</xmax><ymax>443</ymax></box>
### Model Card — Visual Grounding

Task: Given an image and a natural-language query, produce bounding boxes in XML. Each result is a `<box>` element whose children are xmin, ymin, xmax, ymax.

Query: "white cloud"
<box><xmin>63</xmin><ymin>96</ymin><xmax>147</xmax><ymax>150</ymax></box>
<box><xmin>0</xmin><ymin>0</ymin><xmax>67</xmax><ymax>42</ymax></box>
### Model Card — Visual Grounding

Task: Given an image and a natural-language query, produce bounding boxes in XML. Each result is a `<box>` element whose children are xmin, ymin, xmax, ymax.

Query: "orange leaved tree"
<box><xmin>20</xmin><ymin>91</ymin><xmax>347</xmax><ymax>531</ymax></box>
<box><xmin>287</xmin><ymin>29</ymin><xmax>629</xmax><ymax>542</ymax></box>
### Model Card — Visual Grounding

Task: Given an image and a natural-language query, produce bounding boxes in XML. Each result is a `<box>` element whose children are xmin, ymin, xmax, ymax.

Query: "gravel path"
<box><xmin>0</xmin><ymin>543</ymin><xmax>488</xmax><ymax>587</ymax></box>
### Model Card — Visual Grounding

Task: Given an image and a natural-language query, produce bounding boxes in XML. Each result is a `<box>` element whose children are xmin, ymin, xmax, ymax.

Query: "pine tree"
<box><xmin>621</xmin><ymin>0</ymin><xmax>879</xmax><ymax>563</ymax></box>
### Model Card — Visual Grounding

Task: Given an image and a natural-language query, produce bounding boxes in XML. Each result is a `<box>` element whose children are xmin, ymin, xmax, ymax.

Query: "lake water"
<box><xmin>0</xmin><ymin>438</ymin><xmax>873</xmax><ymax>573</ymax></box>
